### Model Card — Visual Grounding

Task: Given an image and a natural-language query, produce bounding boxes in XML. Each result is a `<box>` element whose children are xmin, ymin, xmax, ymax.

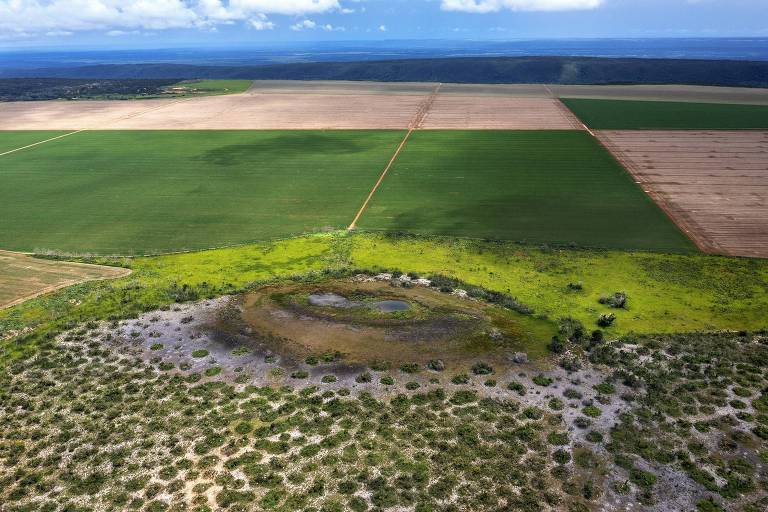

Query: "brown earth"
<box><xmin>0</xmin><ymin>250</ymin><xmax>130</xmax><ymax>309</ymax></box>
<box><xmin>597</xmin><ymin>130</ymin><xmax>768</xmax><ymax>258</ymax></box>
<box><xmin>421</xmin><ymin>95</ymin><xmax>583</xmax><ymax>130</ymax></box>
<box><xmin>2</xmin><ymin>82</ymin><xmax>764</xmax><ymax>131</ymax></box>
<box><xmin>0</xmin><ymin>81</ymin><xmax>580</xmax><ymax>131</ymax></box>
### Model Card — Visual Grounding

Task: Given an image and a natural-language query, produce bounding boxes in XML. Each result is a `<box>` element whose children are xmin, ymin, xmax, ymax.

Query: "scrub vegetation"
<box><xmin>2</xmin><ymin>233</ymin><xmax>767</xmax><ymax>362</ymax></box>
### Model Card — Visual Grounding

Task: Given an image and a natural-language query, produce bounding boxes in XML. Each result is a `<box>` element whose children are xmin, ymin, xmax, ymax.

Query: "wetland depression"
<box><xmin>209</xmin><ymin>276</ymin><xmax>554</xmax><ymax>369</ymax></box>
<box><xmin>307</xmin><ymin>292</ymin><xmax>411</xmax><ymax>312</ymax></box>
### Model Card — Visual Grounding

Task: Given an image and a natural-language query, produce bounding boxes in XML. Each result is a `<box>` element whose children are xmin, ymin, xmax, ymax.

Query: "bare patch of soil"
<box><xmin>0</xmin><ymin>250</ymin><xmax>130</xmax><ymax>310</ymax></box>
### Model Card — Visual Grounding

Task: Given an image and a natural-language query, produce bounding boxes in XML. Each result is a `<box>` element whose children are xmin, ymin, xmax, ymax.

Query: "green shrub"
<box><xmin>597</xmin><ymin>313</ymin><xmax>616</xmax><ymax>327</ymax></box>
<box><xmin>696</xmin><ymin>498</ymin><xmax>725</xmax><ymax>512</ymax></box>
<box><xmin>582</xmin><ymin>406</ymin><xmax>602</xmax><ymax>418</ymax></box>
<box><xmin>507</xmin><ymin>381</ymin><xmax>527</xmax><ymax>396</ymax></box>
<box><xmin>450</xmin><ymin>391</ymin><xmax>478</xmax><ymax>405</ymax></box>
<box><xmin>451</xmin><ymin>374</ymin><xmax>470</xmax><ymax>385</ymax></box>
<box><xmin>400</xmin><ymin>363</ymin><xmax>420</xmax><ymax>374</ymax></box>
<box><xmin>549</xmin><ymin>398</ymin><xmax>564</xmax><ymax>411</ymax></box>
<box><xmin>533</xmin><ymin>375</ymin><xmax>553</xmax><ymax>387</ymax></box>
<box><xmin>427</xmin><ymin>359</ymin><xmax>445</xmax><ymax>372</ymax></box>
<box><xmin>191</xmin><ymin>349</ymin><xmax>209</xmax><ymax>358</ymax></box>
<box><xmin>231</xmin><ymin>346</ymin><xmax>249</xmax><ymax>356</ymax></box>
<box><xmin>547</xmin><ymin>432</ymin><xmax>569</xmax><ymax>446</ymax></box>
<box><xmin>599</xmin><ymin>292</ymin><xmax>628</xmax><ymax>309</ymax></box>
<box><xmin>630</xmin><ymin>468</ymin><xmax>657</xmax><ymax>489</ymax></box>
<box><xmin>204</xmin><ymin>367</ymin><xmax>222</xmax><ymax>377</ymax></box>
<box><xmin>585</xmin><ymin>431</ymin><xmax>603</xmax><ymax>443</ymax></box>
<box><xmin>553</xmin><ymin>449</ymin><xmax>571</xmax><ymax>464</ymax></box>
<box><xmin>559</xmin><ymin>317</ymin><xmax>586</xmax><ymax>342</ymax></box>
<box><xmin>471</xmin><ymin>362</ymin><xmax>494</xmax><ymax>375</ymax></box>
<box><xmin>594</xmin><ymin>382</ymin><xmax>616</xmax><ymax>395</ymax></box>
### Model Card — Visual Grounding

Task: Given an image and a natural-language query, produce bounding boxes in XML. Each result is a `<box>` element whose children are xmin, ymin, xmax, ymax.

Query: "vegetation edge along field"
<box><xmin>2</xmin><ymin>233</ymin><xmax>767</xmax><ymax>362</ymax></box>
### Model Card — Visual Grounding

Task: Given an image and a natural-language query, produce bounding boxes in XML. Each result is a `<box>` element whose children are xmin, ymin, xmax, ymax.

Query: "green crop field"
<box><xmin>0</xmin><ymin>130</ymin><xmax>404</xmax><ymax>255</ymax></box>
<box><xmin>0</xmin><ymin>131</ymin><xmax>70</xmax><ymax>154</ymax></box>
<box><xmin>357</xmin><ymin>130</ymin><xmax>695</xmax><ymax>252</ymax></box>
<box><xmin>168</xmin><ymin>79</ymin><xmax>254</xmax><ymax>96</ymax></box>
<box><xmin>562</xmin><ymin>98</ymin><xmax>768</xmax><ymax>129</ymax></box>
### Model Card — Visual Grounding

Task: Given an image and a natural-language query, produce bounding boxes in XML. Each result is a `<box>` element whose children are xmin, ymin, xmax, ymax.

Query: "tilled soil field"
<box><xmin>0</xmin><ymin>250</ymin><xmax>129</xmax><ymax>310</ymax></box>
<box><xmin>597</xmin><ymin>130</ymin><xmax>768</xmax><ymax>258</ymax></box>
<box><xmin>0</xmin><ymin>83</ymin><xmax>581</xmax><ymax>131</ymax></box>
<box><xmin>420</xmin><ymin>96</ymin><xmax>583</xmax><ymax>130</ymax></box>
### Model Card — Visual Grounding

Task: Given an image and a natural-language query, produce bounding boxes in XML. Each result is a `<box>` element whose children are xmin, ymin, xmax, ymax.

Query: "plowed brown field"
<box><xmin>421</xmin><ymin>96</ymin><xmax>582</xmax><ymax>130</ymax></box>
<box><xmin>598</xmin><ymin>130</ymin><xmax>768</xmax><ymax>258</ymax></box>
<box><xmin>0</xmin><ymin>82</ymin><xmax>581</xmax><ymax>131</ymax></box>
<box><xmin>0</xmin><ymin>250</ymin><xmax>130</xmax><ymax>309</ymax></box>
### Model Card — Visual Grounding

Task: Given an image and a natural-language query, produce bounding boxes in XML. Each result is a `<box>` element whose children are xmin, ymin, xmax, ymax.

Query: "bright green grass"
<box><xmin>562</xmin><ymin>98</ymin><xmax>768</xmax><ymax>130</ymax></box>
<box><xmin>358</xmin><ymin>130</ymin><xmax>695</xmax><ymax>252</ymax></box>
<box><xmin>169</xmin><ymin>79</ymin><xmax>253</xmax><ymax>95</ymax></box>
<box><xmin>3</xmin><ymin>233</ymin><xmax>767</xmax><ymax>362</ymax></box>
<box><xmin>0</xmin><ymin>130</ymin><xmax>404</xmax><ymax>255</ymax></box>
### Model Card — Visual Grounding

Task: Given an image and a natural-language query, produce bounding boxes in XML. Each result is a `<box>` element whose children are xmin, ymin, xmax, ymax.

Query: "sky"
<box><xmin>0</xmin><ymin>0</ymin><xmax>767</xmax><ymax>48</ymax></box>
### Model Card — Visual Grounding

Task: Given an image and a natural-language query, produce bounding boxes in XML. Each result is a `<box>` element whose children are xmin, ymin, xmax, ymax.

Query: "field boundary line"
<box><xmin>348</xmin><ymin>84</ymin><xmax>442</xmax><ymax>230</ymax></box>
<box><xmin>0</xmin><ymin>97</ymin><xmax>195</xmax><ymax>158</ymax></box>
<box><xmin>556</xmin><ymin>94</ymin><xmax>714</xmax><ymax>253</ymax></box>
<box><xmin>0</xmin><ymin>130</ymin><xmax>86</xmax><ymax>157</ymax></box>
<box><xmin>0</xmin><ymin>249</ymin><xmax>132</xmax><ymax>310</ymax></box>
<box><xmin>1</xmin><ymin>270</ymin><xmax>132</xmax><ymax>310</ymax></box>
<box><xmin>552</xmin><ymin>95</ymin><xmax>595</xmax><ymax>135</ymax></box>
<box><xmin>593</xmin><ymin>131</ymin><xmax>723</xmax><ymax>255</ymax></box>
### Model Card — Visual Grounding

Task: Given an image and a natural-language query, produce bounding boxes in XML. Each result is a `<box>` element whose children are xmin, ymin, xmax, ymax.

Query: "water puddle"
<box><xmin>371</xmin><ymin>300</ymin><xmax>411</xmax><ymax>312</ymax></box>
<box><xmin>308</xmin><ymin>293</ymin><xmax>356</xmax><ymax>308</ymax></box>
<box><xmin>308</xmin><ymin>293</ymin><xmax>411</xmax><ymax>313</ymax></box>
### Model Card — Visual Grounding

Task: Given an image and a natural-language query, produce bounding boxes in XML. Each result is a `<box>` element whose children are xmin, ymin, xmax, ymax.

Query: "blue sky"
<box><xmin>1</xmin><ymin>0</ymin><xmax>767</xmax><ymax>48</ymax></box>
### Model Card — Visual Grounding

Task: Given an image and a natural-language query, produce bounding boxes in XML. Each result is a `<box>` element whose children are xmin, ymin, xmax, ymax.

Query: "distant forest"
<box><xmin>2</xmin><ymin>57</ymin><xmax>768</xmax><ymax>94</ymax></box>
<box><xmin>0</xmin><ymin>78</ymin><xmax>178</xmax><ymax>101</ymax></box>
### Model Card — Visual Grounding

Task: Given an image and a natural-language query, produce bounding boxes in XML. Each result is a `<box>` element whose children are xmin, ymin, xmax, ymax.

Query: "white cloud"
<box><xmin>441</xmin><ymin>0</ymin><xmax>604</xmax><ymax>13</ymax></box>
<box><xmin>290</xmin><ymin>19</ymin><xmax>316</xmax><ymax>31</ymax></box>
<box><xmin>378</xmin><ymin>24</ymin><xmax>386</xmax><ymax>32</ymax></box>
<box><xmin>0</xmin><ymin>0</ymin><xmax>342</xmax><ymax>38</ymax></box>
<box><xmin>230</xmin><ymin>0</ymin><xmax>339</xmax><ymax>16</ymax></box>
<box><xmin>249</xmin><ymin>20</ymin><xmax>274</xmax><ymax>30</ymax></box>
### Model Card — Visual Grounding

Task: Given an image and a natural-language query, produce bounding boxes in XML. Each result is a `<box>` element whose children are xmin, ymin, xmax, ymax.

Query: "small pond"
<box><xmin>370</xmin><ymin>300</ymin><xmax>411</xmax><ymax>312</ymax></box>
<box><xmin>308</xmin><ymin>293</ymin><xmax>356</xmax><ymax>308</ymax></box>
<box><xmin>308</xmin><ymin>293</ymin><xmax>411</xmax><ymax>313</ymax></box>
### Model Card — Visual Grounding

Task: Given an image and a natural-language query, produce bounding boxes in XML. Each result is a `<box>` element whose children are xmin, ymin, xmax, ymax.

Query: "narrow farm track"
<box><xmin>0</xmin><ymin>130</ymin><xmax>85</xmax><ymax>157</ymax></box>
<box><xmin>0</xmin><ymin>97</ymin><xmax>195</xmax><ymax>158</ymax></box>
<box><xmin>0</xmin><ymin>250</ymin><xmax>131</xmax><ymax>310</ymax></box>
<box><xmin>348</xmin><ymin>84</ymin><xmax>442</xmax><ymax>230</ymax></box>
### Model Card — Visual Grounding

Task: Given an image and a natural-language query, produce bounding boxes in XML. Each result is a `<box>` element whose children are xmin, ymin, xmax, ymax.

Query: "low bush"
<box><xmin>599</xmin><ymin>292</ymin><xmax>628</xmax><ymax>309</ymax></box>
